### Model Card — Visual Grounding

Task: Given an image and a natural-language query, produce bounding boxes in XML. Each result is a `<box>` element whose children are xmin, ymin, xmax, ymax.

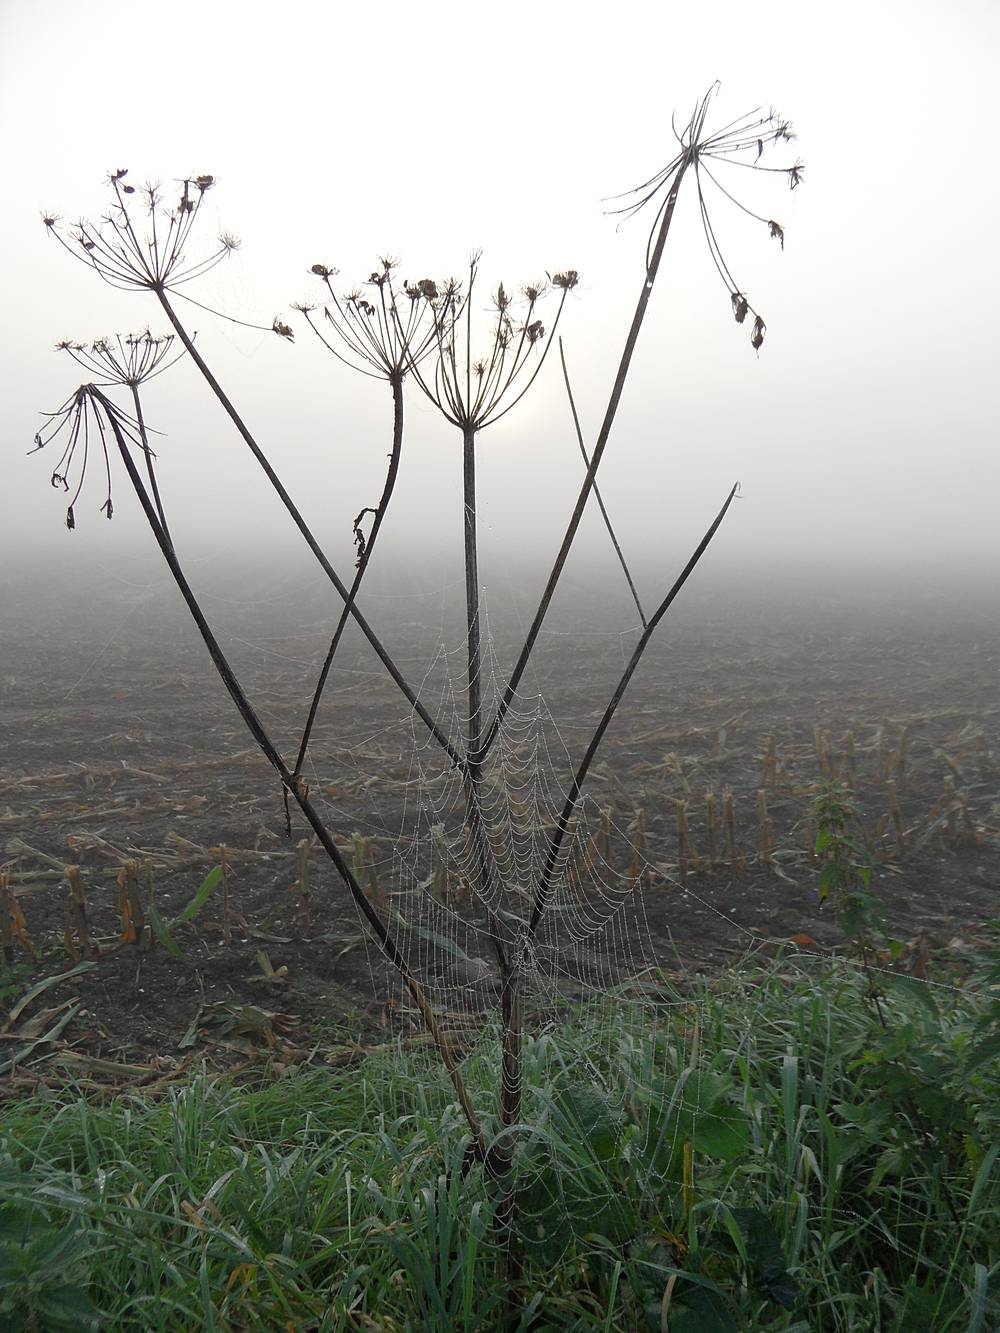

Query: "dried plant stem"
<box><xmin>723</xmin><ymin>786</ymin><xmax>736</xmax><ymax>863</ymax></box>
<box><xmin>65</xmin><ymin>865</ymin><xmax>93</xmax><ymax>958</ymax></box>
<box><xmin>558</xmin><ymin>338</ymin><xmax>646</xmax><ymax>627</ymax></box>
<box><xmin>130</xmin><ymin>383</ymin><xmax>171</xmax><ymax>546</ymax></box>
<box><xmin>152</xmin><ymin>292</ymin><xmax>460</xmax><ymax>768</ymax></box>
<box><xmin>896</xmin><ymin>725</ymin><xmax>909</xmax><ymax>789</ymax></box>
<box><xmin>762</xmin><ymin>734</ymin><xmax>777</xmax><ymax>789</ymax></box>
<box><xmin>101</xmin><ymin>390</ymin><xmax>487</xmax><ymax>1157</ymax></box>
<box><xmin>220</xmin><ymin>846</ymin><xmax>232</xmax><ymax>944</ymax></box>
<box><xmin>1</xmin><ymin>877</ymin><xmax>14</xmax><ymax>964</ymax></box>
<box><xmin>293</xmin><ymin>372</ymin><xmax>404</xmax><ymax>781</ymax></box>
<box><xmin>464</xmin><ymin>426</ymin><xmax>485</xmax><ymax>775</ymax></box>
<box><xmin>494</xmin><ymin>482</ymin><xmax>738</xmax><ymax>1168</ymax></box>
<box><xmin>705</xmin><ymin>791</ymin><xmax>717</xmax><ymax>868</ymax></box>
<box><xmin>757</xmin><ymin>789</ymin><xmax>773</xmax><ymax>858</ymax></box>
<box><xmin>676</xmin><ymin>799</ymin><xmax>689</xmax><ymax>883</ymax></box>
<box><xmin>482</xmin><ymin>153</ymin><xmax>693</xmax><ymax>758</ymax></box>
<box><xmin>529</xmin><ymin>480</ymin><xmax>737</xmax><ymax>938</ymax></box>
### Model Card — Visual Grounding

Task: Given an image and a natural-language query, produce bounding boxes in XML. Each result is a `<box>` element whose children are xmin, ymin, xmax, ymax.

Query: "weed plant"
<box><xmin>30</xmin><ymin>85</ymin><xmax>805</xmax><ymax>1238</ymax></box>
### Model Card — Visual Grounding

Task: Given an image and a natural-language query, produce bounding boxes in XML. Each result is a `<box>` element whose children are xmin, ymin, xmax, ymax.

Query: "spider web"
<box><xmin>293</xmin><ymin>577</ymin><xmax>770</xmax><ymax>1248</ymax></box>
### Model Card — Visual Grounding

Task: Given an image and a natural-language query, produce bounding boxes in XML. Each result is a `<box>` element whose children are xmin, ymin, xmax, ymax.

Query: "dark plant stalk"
<box><xmin>459</xmin><ymin>423</ymin><xmax>515</xmax><ymax>980</ymax></box>
<box><xmin>463</xmin><ymin>425</ymin><xmax>484</xmax><ymax>773</ymax></box>
<box><xmin>481</xmin><ymin>155</ymin><xmax>692</xmax><ymax>760</ymax></box>
<box><xmin>492</xmin><ymin>482</ymin><xmax>738</xmax><ymax>1148</ymax></box>
<box><xmin>292</xmin><ymin>372</ymin><xmax>404</xmax><ymax>782</ymax></box>
<box><xmin>98</xmin><ymin>386</ymin><xmax>488</xmax><ymax>1155</ymax></box>
<box><xmin>152</xmin><ymin>289</ymin><xmax>462</xmax><ymax>769</ymax></box>
<box><xmin>129</xmin><ymin>383</ymin><xmax>172</xmax><ymax>547</ymax></box>
<box><xmin>529</xmin><ymin>481</ymin><xmax>738</xmax><ymax>937</ymax></box>
<box><xmin>558</xmin><ymin>338</ymin><xmax>646</xmax><ymax>628</ymax></box>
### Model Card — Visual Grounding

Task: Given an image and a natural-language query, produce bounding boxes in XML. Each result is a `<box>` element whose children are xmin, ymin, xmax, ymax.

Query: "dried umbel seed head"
<box><xmin>32</xmin><ymin>384</ymin><xmax>145</xmax><ymax>530</ymax></box>
<box><xmin>300</xmin><ymin>255</ymin><xmax>445</xmax><ymax>380</ymax></box>
<box><xmin>606</xmin><ymin>89</ymin><xmax>802</xmax><ymax>351</ymax></box>
<box><xmin>54</xmin><ymin>330</ymin><xmax>185</xmax><ymax>387</ymax></box>
<box><xmin>549</xmin><ymin>270</ymin><xmax>579</xmax><ymax>290</ymax></box>
<box><xmin>525</xmin><ymin>319</ymin><xmax>545</xmax><ymax>344</ymax></box>
<box><xmin>272</xmin><ymin>317</ymin><xmax>294</xmax><ymax>340</ymax></box>
<box><xmin>46</xmin><ymin>168</ymin><xmax>237</xmax><ymax>295</ymax></box>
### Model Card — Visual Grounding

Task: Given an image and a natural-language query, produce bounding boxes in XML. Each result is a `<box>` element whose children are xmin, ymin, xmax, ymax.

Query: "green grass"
<box><xmin>1</xmin><ymin>949</ymin><xmax>998</xmax><ymax>1330</ymax></box>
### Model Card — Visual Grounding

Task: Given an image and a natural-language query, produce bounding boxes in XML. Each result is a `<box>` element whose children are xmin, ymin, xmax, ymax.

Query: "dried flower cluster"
<box><xmin>294</xmin><ymin>256</ymin><xmax>443</xmax><ymax>381</ymax></box>
<box><xmin>404</xmin><ymin>254</ymin><xmax>576</xmax><ymax>431</ymax></box>
<box><xmin>43</xmin><ymin>169</ymin><xmax>234</xmax><ymax>293</ymax></box>
<box><xmin>608</xmin><ymin>88</ymin><xmax>803</xmax><ymax>351</ymax></box>
<box><xmin>54</xmin><ymin>330</ymin><xmax>184</xmax><ymax>386</ymax></box>
<box><xmin>29</xmin><ymin>385</ymin><xmax>146</xmax><ymax>528</ymax></box>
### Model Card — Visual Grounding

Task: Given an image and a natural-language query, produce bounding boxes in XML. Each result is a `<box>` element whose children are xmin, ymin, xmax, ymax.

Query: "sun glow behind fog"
<box><xmin>1</xmin><ymin>0</ymin><xmax>998</xmax><ymax>598</ymax></box>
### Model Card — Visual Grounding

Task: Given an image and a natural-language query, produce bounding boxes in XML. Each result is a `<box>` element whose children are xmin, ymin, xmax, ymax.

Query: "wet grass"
<box><xmin>1</xmin><ymin>945</ymin><xmax>998</xmax><ymax>1330</ymax></box>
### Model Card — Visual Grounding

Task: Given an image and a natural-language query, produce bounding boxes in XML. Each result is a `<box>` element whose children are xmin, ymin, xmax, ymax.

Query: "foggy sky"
<box><xmin>2</xmin><ymin>0</ymin><xmax>998</xmax><ymax>616</ymax></box>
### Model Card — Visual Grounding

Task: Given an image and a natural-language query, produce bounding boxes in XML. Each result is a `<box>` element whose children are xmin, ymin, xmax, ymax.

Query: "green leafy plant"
<box><xmin>812</xmin><ymin>780</ymin><xmax>884</xmax><ymax>945</ymax></box>
<box><xmin>0</xmin><ymin>1206</ymin><xmax>101</xmax><ymax>1331</ymax></box>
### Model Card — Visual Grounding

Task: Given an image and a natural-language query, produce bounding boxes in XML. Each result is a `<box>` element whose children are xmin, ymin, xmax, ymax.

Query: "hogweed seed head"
<box><xmin>606</xmin><ymin>86</ymin><xmax>803</xmax><ymax>351</ymax></box>
<box><xmin>45</xmin><ymin>169</ymin><xmax>237</xmax><ymax>295</ymax></box>
<box><xmin>301</xmin><ymin>257</ymin><xmax>443</xmax><ymax>381</ymax></box>
<box><xmin>31</xmin><ymin>384</ymin><xmax>152</xmax><ymax>530</ymax></box>
<box><xmin>405</xmin><ymin>252</ymin><xmax>575</xmax><ymax>431</ymax></box>
<box><xmin>54</xmin><ymin>329</ymin><xmax>186</xmax><ymax>386</ymax></box>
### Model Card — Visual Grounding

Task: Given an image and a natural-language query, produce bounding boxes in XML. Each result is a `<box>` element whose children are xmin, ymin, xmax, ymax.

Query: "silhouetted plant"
<box><xmin>289</xmin><ymin>258</ymin><xmax>445</xmax><ymax>806</ymax></box>
<box><xmin>34</xmin><ymin>84</ymin><xmax>802</xmax><ymax>1270</ymax></box>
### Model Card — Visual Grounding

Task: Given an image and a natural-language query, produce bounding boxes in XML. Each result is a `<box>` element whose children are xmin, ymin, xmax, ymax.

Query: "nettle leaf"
<box><xmin>964</xmin><ymin>1029</ymin><xmax>1000</xmax><ymax>1074</ymax></box>
<box><xmin>640</xmin><ymin>1072</ymin><xmax>750</xmax><ymax>1175</ymax></box>
<box><xmin>731</xmin><ymin>1207</ymin><xmax>800</xmax><ymax>1310</ymax></box>
<box><xmin>552</xmin><ymin>1080</ymin><xmax>623</xmax><ymax>1163</ymax></box>
<box><xmin>667</xmin><ymin>1263</ymin><xmax>738</xmax><ymax>1333</ymax></box>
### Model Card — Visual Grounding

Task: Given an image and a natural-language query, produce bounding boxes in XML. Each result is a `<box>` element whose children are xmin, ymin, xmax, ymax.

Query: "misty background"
<box><xmin>1</xmin><ymin>0</ymin><xmax>998</xmax><ymax>649</ymax></box>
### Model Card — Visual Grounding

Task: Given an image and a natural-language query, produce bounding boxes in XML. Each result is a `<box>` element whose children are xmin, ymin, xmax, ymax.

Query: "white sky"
<box><xmin>1</xmin><ymin>0</ymin><xmax>998</xmax><ymax>605</ymax></box>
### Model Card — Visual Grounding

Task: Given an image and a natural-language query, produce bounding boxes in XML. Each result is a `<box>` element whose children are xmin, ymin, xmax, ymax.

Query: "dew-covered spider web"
<box><xmin>289</xmin><ymin>575</ymin><xmax>785</xmax><ymax>1251</ymax></box>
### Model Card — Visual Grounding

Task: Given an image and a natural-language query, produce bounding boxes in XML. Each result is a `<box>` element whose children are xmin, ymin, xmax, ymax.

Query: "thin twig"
<box><xmin>558</xmin><ymin>337</ymin><xmax>647</xmax><ymax>627</ymax></box>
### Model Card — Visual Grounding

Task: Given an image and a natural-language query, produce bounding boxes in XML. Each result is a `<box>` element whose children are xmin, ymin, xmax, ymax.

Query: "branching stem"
<box><xmin>153</xmin><ymin>289</ymin><xmax>461</xmax><ymax>768</ymax></box>
<box><xmin>99</xmin><ymin>387</ymin><xmax>487</xmax><ymax>1156</ymax></box>
<box><xmin>558</xmin><ymin>338</ymin><xmax>646</xmax><ymax>628</ymax></box>
<box><xmin>482</xmin><ymin>154</ymin><xmax>692</xmax><ymax>759</ymax></box>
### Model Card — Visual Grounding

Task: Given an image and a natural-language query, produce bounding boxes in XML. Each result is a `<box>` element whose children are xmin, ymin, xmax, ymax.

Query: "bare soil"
<box><xmin>2</xmin><ymin>575</ymin><xmax>998</xmax><ymax>1080</ymax></box>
